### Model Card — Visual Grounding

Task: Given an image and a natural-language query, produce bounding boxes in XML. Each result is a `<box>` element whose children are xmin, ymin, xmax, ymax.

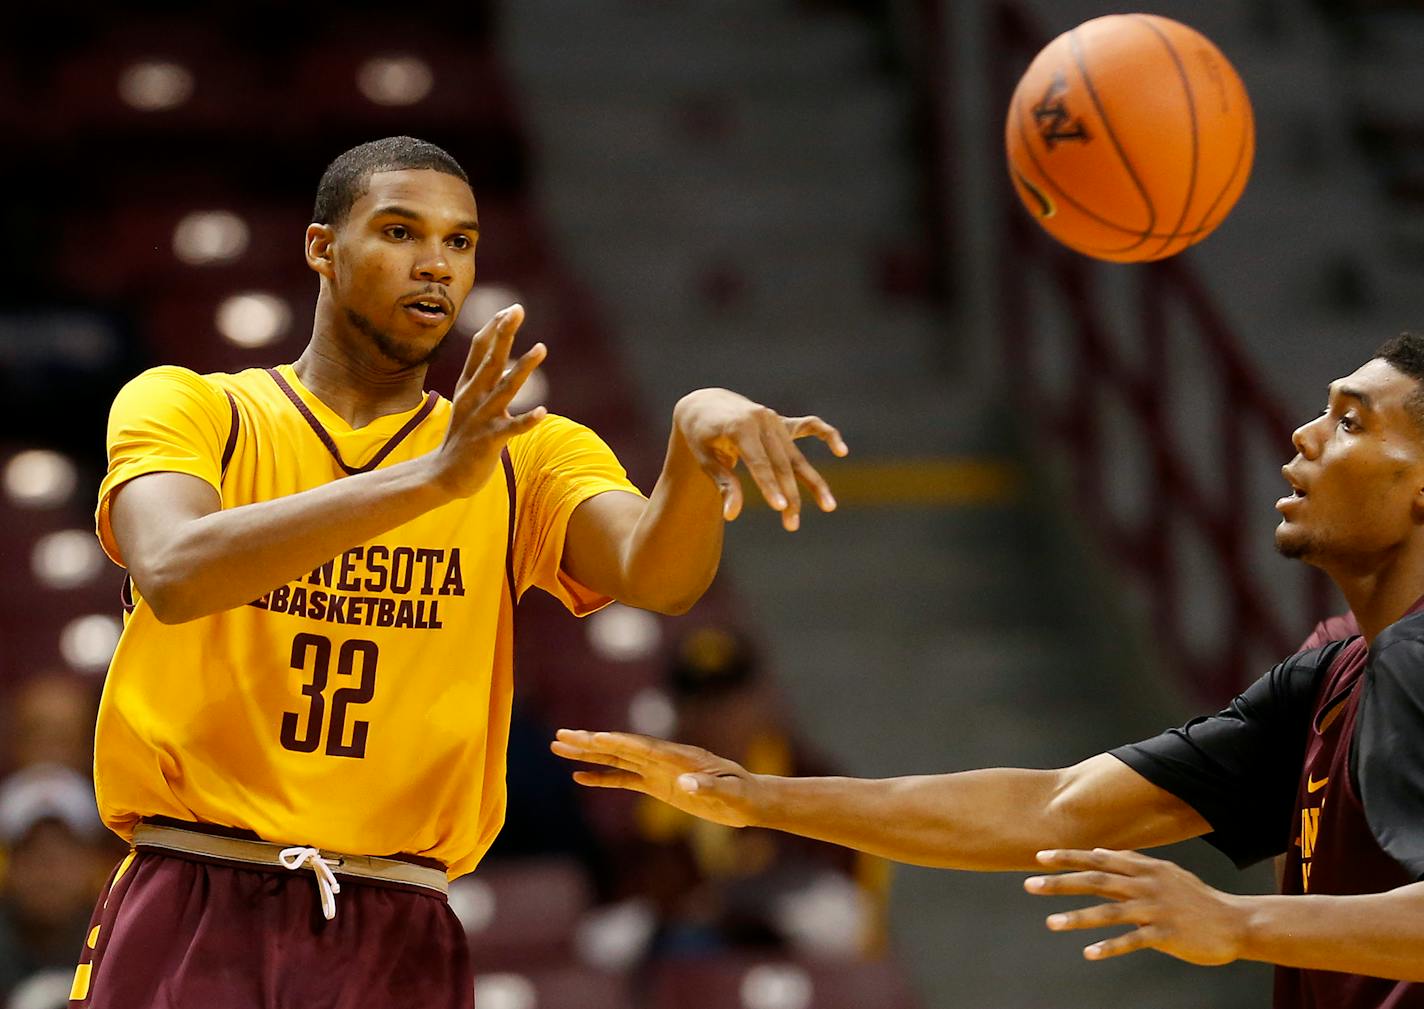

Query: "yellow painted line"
<box><xmin>741</xmin><ymin>458</ymin><xmax>1020</xmax><ymax>508</ymax></box>
<box><xmin>87</xmin><ymin>925</ymin><xmax>100</xmax><ymax>949</ymax></box>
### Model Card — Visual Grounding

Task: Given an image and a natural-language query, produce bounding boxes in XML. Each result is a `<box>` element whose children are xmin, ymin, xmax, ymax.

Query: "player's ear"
<box><xmin>1412</xmin><ymin>464</ymin><xmax>1424</xmax><ymax>523</ymax></box>
<box><xmin>305</xmin><ymin>223</ymin><xmax>336</xmax><ymax>278</ymax></box>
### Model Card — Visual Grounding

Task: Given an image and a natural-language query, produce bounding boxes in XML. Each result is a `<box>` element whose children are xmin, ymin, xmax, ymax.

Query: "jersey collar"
<box><xmin>266</xmin><ymin>366</ymin><xmax>439</xmax><ymax>476</ymax></box>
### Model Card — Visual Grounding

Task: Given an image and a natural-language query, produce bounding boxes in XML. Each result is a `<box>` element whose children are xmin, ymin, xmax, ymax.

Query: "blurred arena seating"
<box><xmin>0</xmin><ymin>4</ymin><xmax>924</xmax><ymax>1006</ymax></box>
<box><xmin>454</xmin><ymin>856</ymin><xmax>594</xmax><ymax>971</ymax></box>
<box><xmin>648</xmin><ymin>955</ymin><xmax>922</xmax><ymax>1009</ymax></box>
<box><xmin>475</xmin><ymin>966</ymin><xmax>630</xmax><ymax>1009</ymax></box>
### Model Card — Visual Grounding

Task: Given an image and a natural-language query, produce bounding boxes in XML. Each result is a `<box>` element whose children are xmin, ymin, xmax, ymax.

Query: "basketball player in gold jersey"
<box><xmin>72</xmin><ymin>137</ymin><xmax>845</xmax><ymax>1009</ymax></box>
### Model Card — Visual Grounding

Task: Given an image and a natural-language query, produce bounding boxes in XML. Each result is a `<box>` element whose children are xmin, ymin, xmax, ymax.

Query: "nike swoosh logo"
<box><xmin>1307</xmin><ymin>775</ymin><xmax>1329</xmax><ymax>793</ymax></box>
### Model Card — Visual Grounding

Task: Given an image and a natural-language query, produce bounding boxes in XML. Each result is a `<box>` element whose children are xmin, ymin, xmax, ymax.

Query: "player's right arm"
<box><xmin>110</xmin><ymin>306</ymin><xmax>542</xmax><ymax>624</ymax></box>
<box><xmin>553</xmin><ymin>643</ymin><xmax>1334</xmax><ymax>872</ymax></box>
<box><xmin>550</xmin><ymin>731</ymin><xmax>1207</xmax><ymax>872</ymax></box>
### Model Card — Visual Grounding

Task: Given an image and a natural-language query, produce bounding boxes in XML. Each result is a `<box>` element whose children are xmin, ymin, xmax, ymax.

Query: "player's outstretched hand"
<box><xmin>673</xmin><ymin>389</ymin><xmax>848</xmax><ymax>532</ymax></box>
<box><xmin>431</xmin><ymin>304</ymin><xmax>546</xmax><ymax>498</ymax></box>
<box><xmin>1025</xmin><ymin>848</ymin><xmax>1248</xmax><ymax>966</ymax></box>
<box><xmin>551</xmin><ymin>729</ymin><xmax>761</xmax><ymax>828</ymax></box>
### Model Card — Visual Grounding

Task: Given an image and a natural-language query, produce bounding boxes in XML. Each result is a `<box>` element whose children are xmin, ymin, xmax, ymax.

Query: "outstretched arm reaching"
<box><xmin>559</xmin><ymin>391</ymin><xmax>847</xmax><ymax>616</ymax></box>
<box><xmin>554</xmin><ymin>730</ymin><xmax>1424</xmax><ymax>981</ymax></box>
<box><xmin>549</xmin><ymin>730</ymin><xmax>1209</xmax><ymax>872</ymax></box>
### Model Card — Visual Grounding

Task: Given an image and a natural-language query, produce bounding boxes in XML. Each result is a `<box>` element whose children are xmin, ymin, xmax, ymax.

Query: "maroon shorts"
<box><xmin>70</xmin><ymin>845</ymin><xmax>473</xmax><ymax>1009</ymax></box>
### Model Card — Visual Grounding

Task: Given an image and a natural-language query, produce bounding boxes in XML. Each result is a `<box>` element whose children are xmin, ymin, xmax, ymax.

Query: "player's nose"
<box><xmin>1291</xmin><ymin>415</ymin><xmax>1324</xmax><ymax>461</ymax></box>
<box><xmin>412</xmin><ymin>246</ymin><xmax>452</xmax><ymax>285</ymax></box>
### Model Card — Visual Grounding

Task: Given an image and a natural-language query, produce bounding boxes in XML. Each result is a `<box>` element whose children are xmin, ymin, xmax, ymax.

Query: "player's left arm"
<box><xmin>1026</xmin><ymin>848</ymin><xmax>1424</xmax><ymax>980</ymax></box>
<box><xmin>562</xmin><ymin>388</ymin><xmax>847</xmax><ymax>614</ymax></box>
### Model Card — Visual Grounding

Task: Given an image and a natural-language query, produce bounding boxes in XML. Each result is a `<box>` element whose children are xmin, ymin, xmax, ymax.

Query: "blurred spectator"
<box><xmin>0</xmin><ymin>765</ymin><xmax>111</xmax><ymax>1002</ymax></box>
<box><xmin>625</xmin><ymin>627</ymin><xmax>886</xmax><ymax>960</ymax></box>
<box><xmin>4</xmin><ymin>676</ymin><xmax>98</xmax><ymax>777</ymax></box>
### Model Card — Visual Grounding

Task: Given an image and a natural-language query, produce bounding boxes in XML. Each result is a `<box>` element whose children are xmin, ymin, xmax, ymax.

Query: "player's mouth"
<box><xmin>1276</xmin><ymin>466</ymin><xmax>1309</xmax><ymax>513</ymax></box>
<box><xmin>400</xmin><ymin>294</ymin><xmax>452</xmax><ymax>326</ymax></box>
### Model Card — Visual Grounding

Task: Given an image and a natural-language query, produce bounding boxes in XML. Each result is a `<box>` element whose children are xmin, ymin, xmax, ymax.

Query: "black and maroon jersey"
<box><xmin>1112</xmin><ymin>599</ymin><xmax>1424</xmax><ymax>1009</ymax></box>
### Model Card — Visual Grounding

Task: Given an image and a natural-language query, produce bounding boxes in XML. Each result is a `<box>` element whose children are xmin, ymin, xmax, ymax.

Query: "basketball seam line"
<box><xmin>1186</xmin><ymin>86</ymin><xmax>1254</xmax><ymax>241</ymax></box>
<box><xmin>1014</xmin><ymin>102</ymin><xmax>1163</xmax><ymax>248</ymax></box>
<box><xmin>1068</xmin><ymin>26</ymin><xmax>1158</xmax><ymax>253</ymax></box>
<box><xmin>1011</xmin><ymin>31</ymin><xmax>1183</xmax><ymax>251</ymax></box>
<box><xmin>1132</xmin><ymin>15</ymin><xmax>1199</xmax><ymax>258</ymax></box>
<box><xmin>1013</xmin><ymin>100</ymin><xmax>1221</xmax><ymax>248</ymax></box>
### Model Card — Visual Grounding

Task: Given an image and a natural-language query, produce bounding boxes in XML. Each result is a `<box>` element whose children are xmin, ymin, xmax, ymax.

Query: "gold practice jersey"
<box><xmin>94</xmin><ymin>364</ymin><xmax>643</xmax><ymax>877</ymax></box>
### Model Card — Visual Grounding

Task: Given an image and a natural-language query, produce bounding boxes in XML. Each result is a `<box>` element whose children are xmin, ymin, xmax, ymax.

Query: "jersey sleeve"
<box><xmin>95</xmin><ymin>366</ymin><xmax>234</xmax><ymax>567</ymax></box>
<box><xmin>506</xmin><ymin>414</ymin><xmax>645</xmax><ymax>615</ymax></box>
<box><xmin>1109</xmin><ymin>640</ymin><xmax>1346</xmax><ymax>869</ymax></box>
<box><xmin>1356</xmin><ymin>629</ymin><xmax>1424</xmax><ymax>880</ymax></box>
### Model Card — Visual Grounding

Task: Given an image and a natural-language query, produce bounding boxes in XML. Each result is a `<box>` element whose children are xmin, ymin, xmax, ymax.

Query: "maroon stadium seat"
<box><xmin>59</xmin><ymin>196</ymin><xmax>313</xmax><ymax>303</ymax></box>
<box><xmin>284</xmin><ymin>30</ymin><xmax>515</xmax><ymax>139</ymax></box>
<box><xmin>474</xmin><ymin>965</ymin><xmax>628</xmax><ymax>1009</ymax></box>
<box><xmin>137</xmin><ymin>278</ymin><xmax>315</xmax><ymax>376</ymax></box>
<box><xmin>456</xmin><ymin>856</ymin><xmax>594</xmax><ymax>971</ymax></box>
<box><xmin>46</xmin><ymin>24</ymin><xmax>273</xmax><ymax>141</ymax></box>
<box><xmin>648</xmin><ymin>955</ymin><xmax>924</xmax><ymax>1009</ymax></box>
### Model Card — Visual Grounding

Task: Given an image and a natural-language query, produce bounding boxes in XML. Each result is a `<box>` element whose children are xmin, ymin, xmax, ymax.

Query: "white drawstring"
<box><xmin>279</xmin><ymin>846</ymin><xmax>342</xmax><ymax>920</ymax></box>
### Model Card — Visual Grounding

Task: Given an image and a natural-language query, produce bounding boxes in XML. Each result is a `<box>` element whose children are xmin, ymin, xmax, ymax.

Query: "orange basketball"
<box><xmin>1005</xmin><ymin>14</ymin><xmax>1255</xmax><ymax>262</ymax></box>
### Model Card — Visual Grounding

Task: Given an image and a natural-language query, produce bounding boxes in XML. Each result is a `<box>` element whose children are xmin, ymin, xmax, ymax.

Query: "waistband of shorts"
<box><xmin>132</xmin><ymin>819</ymin><xmax>449</xmax><ymax>897</ymax></box>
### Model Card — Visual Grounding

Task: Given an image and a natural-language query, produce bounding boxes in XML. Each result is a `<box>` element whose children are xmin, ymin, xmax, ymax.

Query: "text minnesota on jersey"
<box><xmin>249</xmin><ymin>543</ymin><xmax>466</xmax><ymax>630</ymax></box>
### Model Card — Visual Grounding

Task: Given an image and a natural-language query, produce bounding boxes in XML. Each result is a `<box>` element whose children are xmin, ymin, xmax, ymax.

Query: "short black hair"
<box><xmin>312</xmin><ymin>136</ymin><xmax>470</xmax><ymax>227</ymax></box>
<box><xmin>1374</xmin><ymin>332</ymin><xmax>1424</xmax><ymax>428</ymax></box>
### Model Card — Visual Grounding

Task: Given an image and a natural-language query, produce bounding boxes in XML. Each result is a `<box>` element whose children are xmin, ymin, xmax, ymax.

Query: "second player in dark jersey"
<box><xmin>552</xmin><ymin>333</ymin><xmax>1424</xmax><ymax>1007</ymax></box>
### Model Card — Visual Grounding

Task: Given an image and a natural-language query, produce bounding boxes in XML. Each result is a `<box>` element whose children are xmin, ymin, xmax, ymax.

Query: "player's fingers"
<box><xmin>759</xmin><ymin>424</ymin><xmax>802</xmax><ymax>531</ymax></box>
<box><xmin>1024</xmin><ymin>870</ymin><xmax>1141</xmax><ymax>900</ymax></box>
<box><xmin>501</xmin><ymin>404</ymin><xmax>543</xmax><ymax>429</ymax></box>
<box><xmin>735</xmin><ymin>426</ymin><xmax>788</xmax><ymax>517</ymax></box>
<box><xmin>680</xmin><ymin>439</ymin><xmax>743</xmax><ymax>520</ymax></box>
<box><xmin>1083</xmin><ymin>925</ymin><xmax>1162</xmax><ymax>962</ymax></box>
<box><xmin>587</xmin><ymin>731</ymin><xmax>719</xmax><ymax>767</ymax></box>
<box><xmin>455</xmin><ymin>314</ymin><xmax>502</xmax><ymax>397</ymax></box>
<box><xmin>550</xmin><ymin>740</ymin><xmax>644</xmax><ymax>774</ymax></box>
<box><xmin>466</xmin><ymin>304</ymin><xmax>524</xmax><ymax>400</ymax></box>
<box><xmin>481</xmin><ymin>343</ymin><xmax>547</xmax><ymax>416</ymax></box>
<box><xmin>558</xmin><ymin>729</ymin><xmax>678</xmax><ymax>763</ymax></box>
<box><xmin>786</xmin><ymin>438</ymin><xmax>837</xmax><ymax>513</ymax></box>
<box><xmin>785</xmin><ymin>415</ymin><xmax>849</xmax><ymax>458</ymax></box>
<box><xmin>1037</xmin><ymin>848</ymin><xmax>1146</xmax><ymax>875</ymax></box>
<box><xmin>488</xmin><ymin>407</ymin><xmax>547</xmax><ymax>445</ymax></box>
<box><xmin>716</xmin><ymin>465</ymin><xmax>744</xmax><ymax>521</ymax></box>
<box><xmin>555</xmin><ymin>730</ymin><xmax>675</xmax><ymax>767</ymax></box>
<box><xmin>1045</xmin><ymin>900</ymin><xmax>1147</xmax><ymax>933</ymax></box>
<box><xmin>571</xmin><ymin>769</ymin><xmax>647</xmax><ymax>792</ymax></box>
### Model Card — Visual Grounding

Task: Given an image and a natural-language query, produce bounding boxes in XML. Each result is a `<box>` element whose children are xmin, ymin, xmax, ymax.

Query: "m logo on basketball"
<box><xmin>1032</xmin><ymin>70</ymin><xmax>1091</xmax><ymax>150</ymax></box>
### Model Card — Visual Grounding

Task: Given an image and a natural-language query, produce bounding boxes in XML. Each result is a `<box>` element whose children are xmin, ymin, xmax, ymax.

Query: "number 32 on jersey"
<box><xmin>280</xmin><ymin>633</ymin><xmax>378</xmax><ymax>758</ymax></box>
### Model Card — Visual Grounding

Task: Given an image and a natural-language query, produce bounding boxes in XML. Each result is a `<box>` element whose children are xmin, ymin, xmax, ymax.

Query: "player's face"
<box><xmin>325</xmin><ymin>169</ymin><xmax>479</xmax><ymax>368</ymax></box>
<box><xmin>1276</xmin><ymin>359</ymin><xmax>1424</xmax><ymax>568</ymax></box>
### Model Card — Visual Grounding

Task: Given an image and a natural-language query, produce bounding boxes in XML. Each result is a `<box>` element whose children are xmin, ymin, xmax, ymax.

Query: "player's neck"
<box><xmin>292</xmin><ymin>332</ymin><xmax>429</xmax><ymax>429</ymax></box>
<box><xmin>1326</xmin><ymin>543</ymin><xmax>1424</xmax><ymax>646</ymax></box>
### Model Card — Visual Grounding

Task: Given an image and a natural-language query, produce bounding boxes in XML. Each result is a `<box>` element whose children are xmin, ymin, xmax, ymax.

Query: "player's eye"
<box><xmin>1339</xmin><ymin>415</ymin><xmax>1360</xmax><ymax>432</ymax></box>
<box><xmin>385</xmin><ymin>225</ymin><xmax>411</xmax><ymax>240</ymax></box>
<box><xmin>447</xmin><ymin>235</ymin><xmax>472</xmax><ymax>251</ymax></box>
